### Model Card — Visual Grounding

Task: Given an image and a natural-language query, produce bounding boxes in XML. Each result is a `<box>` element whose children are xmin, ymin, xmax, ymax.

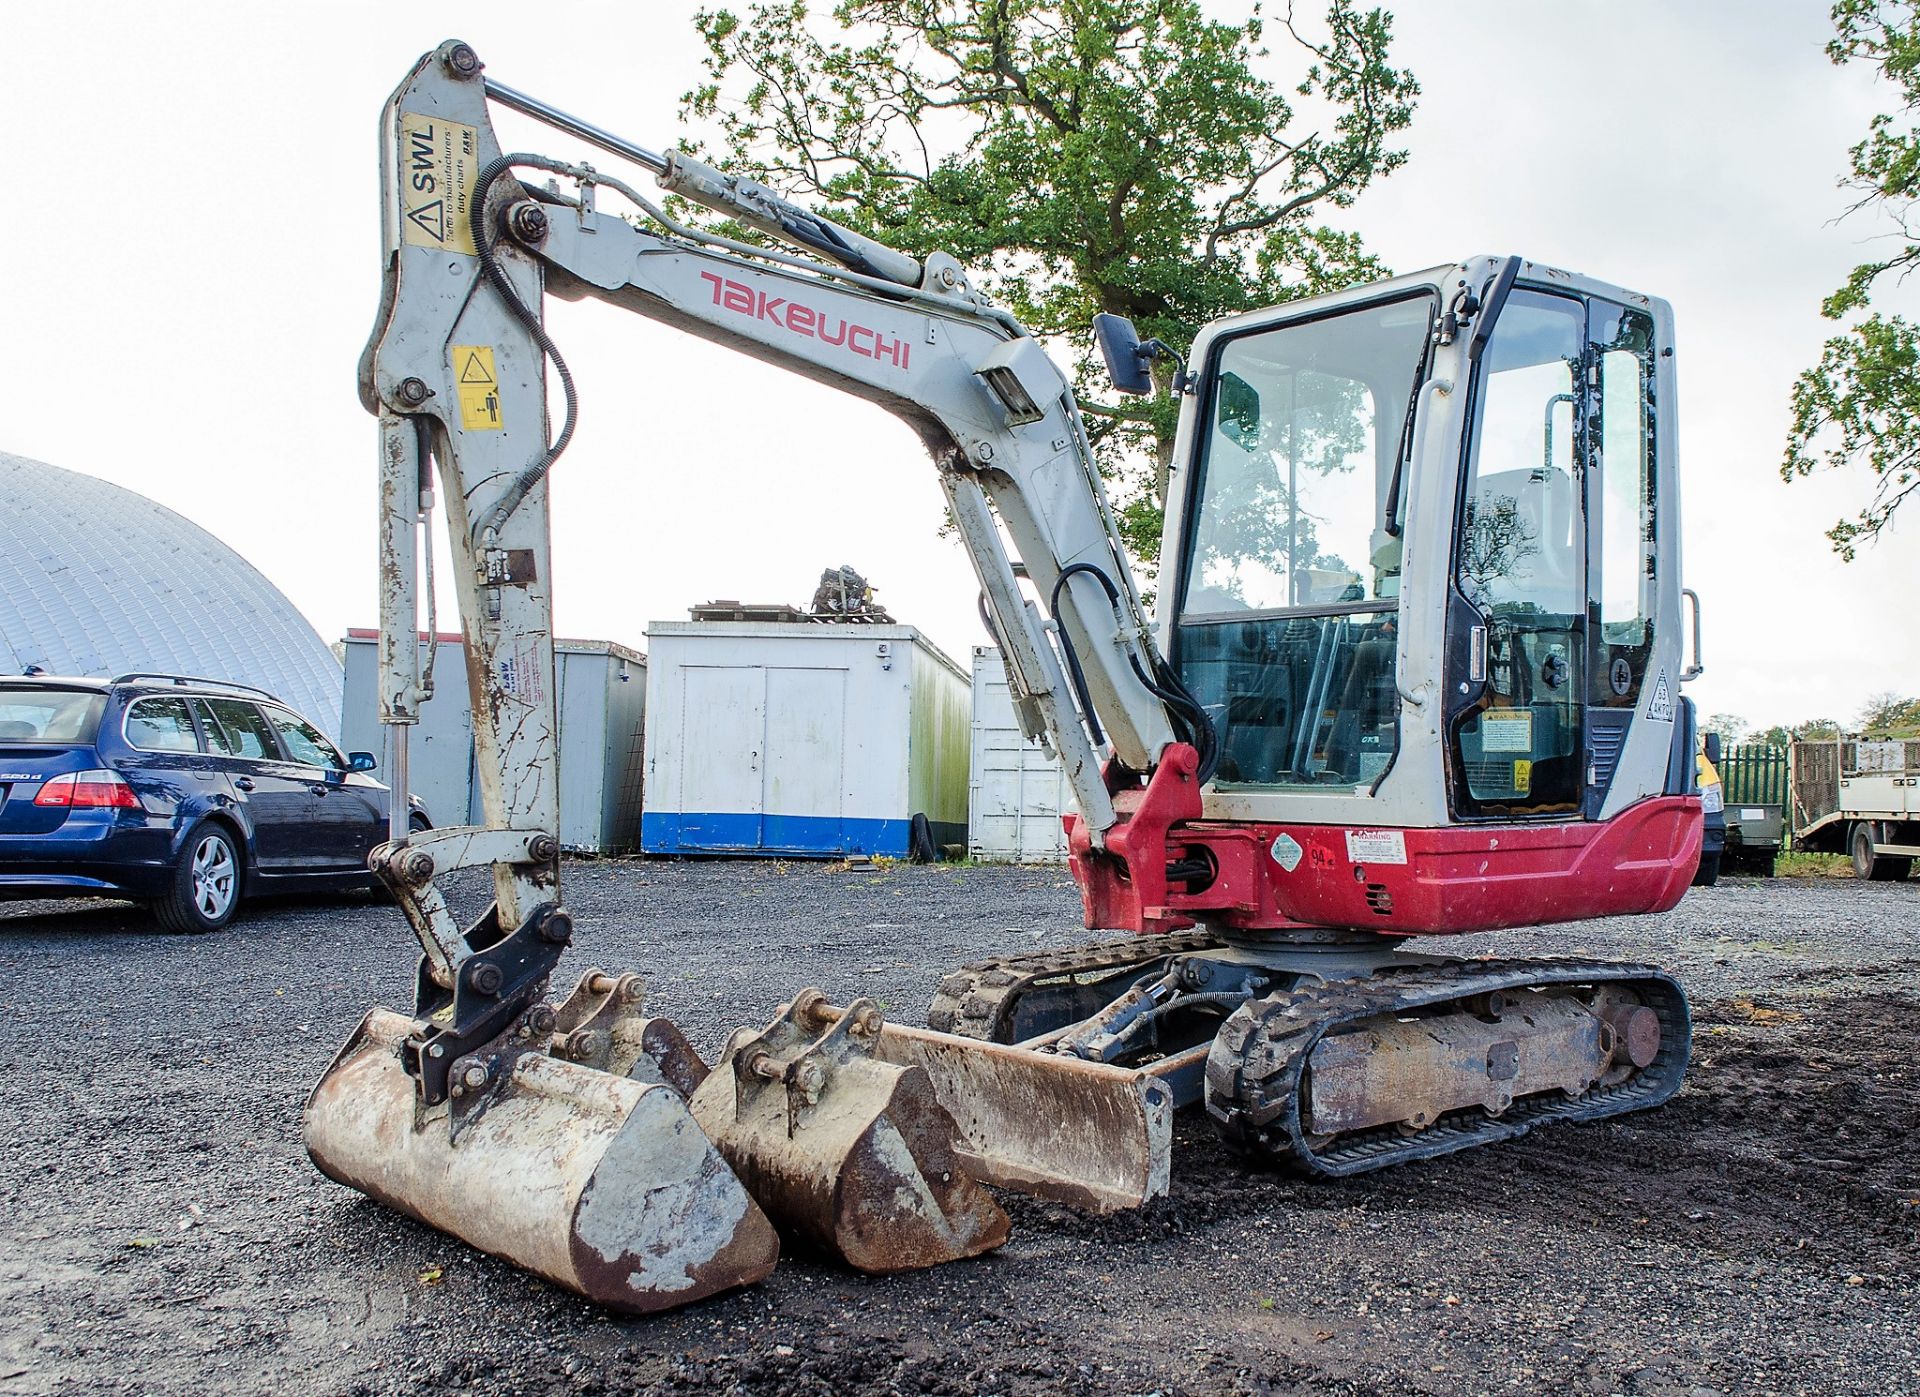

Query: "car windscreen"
<box><xmin>0</xmin><ymin>688</ymin><xmax>106</xmax><ymax>743</ymax></box>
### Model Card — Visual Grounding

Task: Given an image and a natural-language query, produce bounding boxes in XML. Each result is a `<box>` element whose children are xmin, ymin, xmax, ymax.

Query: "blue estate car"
<box><xmin>0</xmin><ymin>673</ymin><xmax>427</xmax><ymax>932</ymax></box>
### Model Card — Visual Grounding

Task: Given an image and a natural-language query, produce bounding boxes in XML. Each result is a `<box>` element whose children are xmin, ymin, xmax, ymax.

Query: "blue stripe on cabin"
<box><xmin>641</xmin><ymin>811</ymin><xmax>909</xmax><ymax>857</ymax></box>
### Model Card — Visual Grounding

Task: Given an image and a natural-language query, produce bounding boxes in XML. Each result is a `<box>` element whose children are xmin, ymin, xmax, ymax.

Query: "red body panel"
<box><xmin>1066</xmin><ymin>746</ymin><xmax>1703</xmax><ymax>937</ymax></box>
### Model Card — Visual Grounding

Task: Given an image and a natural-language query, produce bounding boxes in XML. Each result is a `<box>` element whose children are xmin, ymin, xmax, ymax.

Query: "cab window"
<box><xmin>1175</xmin><ymin>292</ymin><xmax>1434</xmax><ymax>790</ymax></box>
<box><xmin>1450</xmin><ymin>289</ymin><xmax>1586</xmax><ymax>815</ymax></box>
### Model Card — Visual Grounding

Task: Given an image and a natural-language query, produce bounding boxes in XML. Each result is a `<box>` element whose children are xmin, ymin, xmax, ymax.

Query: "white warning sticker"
<box><xmin>1270</xmin><ymin>833</ymin><xmax>1304</xmax><ymax>873</ymax></box>
<box><xmin>1480</xmin><ymin>708</ymin><xmax>1534</xmax><ymax>753</ymax></box>
<box><xmin>1344</xmin><ymin>828</ymin><xmax>1407</xmax><ymax>865</ymax></box>
<box><xmin>1646</xmin><ymin>667</ymin><xmax>1675</xmax><ymax>723</ymax></box>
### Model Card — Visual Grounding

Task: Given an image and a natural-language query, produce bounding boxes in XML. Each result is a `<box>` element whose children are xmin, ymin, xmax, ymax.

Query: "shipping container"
<box><xmin>641</xmin><ymin>621</ymin><xmax>968</xmax><ymax>857</ymax></box>
<box><xmin>339</xmin><ymin>631</ymin><xmax>647</xmax><ymax>853</ymax></box>
<box><xmin>969</xmin><ymin>646</ymin><xmax>1076</xmax><ymax>863</ymax></box>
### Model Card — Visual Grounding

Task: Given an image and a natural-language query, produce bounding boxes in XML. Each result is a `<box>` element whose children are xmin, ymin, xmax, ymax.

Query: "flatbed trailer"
<box><xmin>1790</xmin><ymin>738</ymin><xmax>1920</xmax><ymax>880</ymax></box>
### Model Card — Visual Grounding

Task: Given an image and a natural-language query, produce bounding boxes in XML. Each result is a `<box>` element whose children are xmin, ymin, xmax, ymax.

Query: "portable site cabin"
<box><xmin>640</xmin><ymin>620</ymin><xmax>969</xmax><ymax>858</ymax></box>
<box><xmin>968</xmin><ymin>646</ymin><xmax>1076</xmax><ymax>863</ymax></box>
<box><xmin>339</xmin><ymin>631</ymin><xmax>647</xmax><ymax>853</ymax></box>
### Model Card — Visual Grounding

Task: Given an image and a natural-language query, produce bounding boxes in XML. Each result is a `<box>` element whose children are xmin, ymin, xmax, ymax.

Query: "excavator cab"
<box><xmin>1072</xmin><ymin>259</ymin><xmax>1703</xmax><ymax>938</ymax></box>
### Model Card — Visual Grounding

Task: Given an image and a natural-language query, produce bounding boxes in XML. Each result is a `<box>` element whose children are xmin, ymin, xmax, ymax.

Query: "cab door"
<box><xmin>1445</xmin><ymin>288</ymin><xmax>1588</xmax><ymax>817</ymax></box>
<box><xmin>1581</xmin><ymin>299</ymin><xmax>1662</xmax><ymax>817</ymax></box>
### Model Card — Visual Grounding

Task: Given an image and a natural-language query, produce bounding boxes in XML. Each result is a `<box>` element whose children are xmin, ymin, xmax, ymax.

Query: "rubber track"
<box><xmin>1203</xmin><ymin>956</ymin><xmax>1692</xmax><ymax>1178</ymax></box>
<box><xmin>927</xmin><ymin>932</ymin><xmax>1224</xmax><ymax>1040</ymax></box>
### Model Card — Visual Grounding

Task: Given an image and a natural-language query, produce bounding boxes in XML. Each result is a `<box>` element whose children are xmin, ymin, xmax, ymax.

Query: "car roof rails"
<box><xmin>110</xmin><ymin>673</ymin><xmax>282</xmax><ymax>702</ymax></box>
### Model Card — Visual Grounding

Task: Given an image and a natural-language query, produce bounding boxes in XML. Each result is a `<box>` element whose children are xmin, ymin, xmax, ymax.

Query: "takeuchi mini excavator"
<box><xmin>305</xmin><ymin>40</ymin><xmax>1708</xmax><ymax>1313</ymax></box>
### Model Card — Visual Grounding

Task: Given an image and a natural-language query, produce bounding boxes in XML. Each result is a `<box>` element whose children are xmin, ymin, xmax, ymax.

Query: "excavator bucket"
<box><xmin>871</xmin><ymin>1021</ymin><xmax>1178</xmax><ymax>1213</ymax></box>
<box><xmin>688</xmin><ymin>990</ymin><xmax>1010</xmax><ymax>1272</ymax></box>
<box><xmin>304</xmin><ymin>1003</ymin><xmax>779</xmax><ymax>1314</ymax></box>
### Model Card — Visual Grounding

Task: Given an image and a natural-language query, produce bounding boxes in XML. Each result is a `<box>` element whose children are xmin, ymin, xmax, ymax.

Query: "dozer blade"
<box><xmin>869</xmin><ymin>1020</ymin><xmax>1175</xmax><ymax>1213</ymax></box>
<box><xmin>305</xmin><ymin>1007</ymin><xmax>779</xmax><ymax>1314</ymax></box>
<box><xmin>689</xmin><ymin>990</ymin><xmax>1010</xmax><ymax>1273</ymax></box>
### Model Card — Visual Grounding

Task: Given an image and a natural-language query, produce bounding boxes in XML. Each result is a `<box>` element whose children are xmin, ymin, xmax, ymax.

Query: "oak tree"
<box><xmin>684</xmin><ymin>0</ymin><xmax>1418</xmax><ymax>566</ymax></box>
<box><xmin>1784</xmin><ymin>0</ymin><xmax>1920</xmax><ymax>557</ymax></box>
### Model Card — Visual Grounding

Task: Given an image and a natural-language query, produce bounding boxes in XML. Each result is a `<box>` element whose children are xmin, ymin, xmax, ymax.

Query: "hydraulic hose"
<box><xmin>468</xmin><ymin>155</ymin><xmax>580</xmax><ymax>546</ymax></box>
<box><xmin>1049</xmin><ymin>563</ymin><xmax>1116</xmax><ymax>749</ymax></box>
<box><xmin>1047</xmin><ymin>562</ymin><xmax>1219</xmax><ymax>785</ymax></box>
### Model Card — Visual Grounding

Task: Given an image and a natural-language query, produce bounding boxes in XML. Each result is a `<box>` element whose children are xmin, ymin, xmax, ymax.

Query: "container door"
<box><xmin>677</xmin><ymin>666</ymin><xmax>767</xmax><ymax>849</ymax></box>
<box><xmin>761</xmin><ymin>667</ymin><xmax>848</xmax><ymax>852</ymax></box>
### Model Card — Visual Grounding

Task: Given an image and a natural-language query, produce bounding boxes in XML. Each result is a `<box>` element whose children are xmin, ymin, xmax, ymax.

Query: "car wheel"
<box><xmin>409</xmin><ymin>811</ymin><xmax>431</xmax><ymax>835</ymax></box>
<box><xmin>153</xmin><ymin>825</ymin><xmax>242</xmax><ymax>933</ymax></box>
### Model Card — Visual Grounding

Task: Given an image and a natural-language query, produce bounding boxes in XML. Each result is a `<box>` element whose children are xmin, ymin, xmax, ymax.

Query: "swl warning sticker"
<box><xmin>399</xmin><ymin>112</ymin><xmax>479</xmax><ymax>256</ymax></box>
<box><xmin>1480</xmin><ymin>708</ymin><xmax>1534</xmax><ymax>753</ymax></box>
<box><xmin>451</xmin><ymin>345</ymin><xmax>503</xmax><ymax>431</ymax></box>
<box><xmin>1344</xmin><ymin>829</ymin><xmax>1407</xmax><ymax>865</ymax></box>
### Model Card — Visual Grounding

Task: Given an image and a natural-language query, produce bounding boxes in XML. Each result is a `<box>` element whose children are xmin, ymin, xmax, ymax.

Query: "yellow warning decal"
<box><xmin>398</xmin><ymin>112</ymin><xmax>479</xmax><ymax>256</ymax></box>
<box><xmin>452</xmin><ymin>345</ymin><xmax>503</xmax><ymax>431</ymax></box>
<box><xmin>1513</xmin><ymin>759</ymin><xmax>1533</xmax><ymax>795</ymax></box>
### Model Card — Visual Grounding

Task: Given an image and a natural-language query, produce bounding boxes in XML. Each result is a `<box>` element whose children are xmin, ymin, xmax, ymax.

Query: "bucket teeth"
<box><xmin>549</xmin><ymin>968</ymin><xmax>712</xmax><ymax>1098</ymax></box>
<box><xmin>689</xmin><ymin>990</ymin><xmax>1011</xmax><ymax>1273</ymax></box>
<box><xmin>304</xmin><ymin>1007</ymin><xmax>778</xmax><ymax>1314</ymax></box>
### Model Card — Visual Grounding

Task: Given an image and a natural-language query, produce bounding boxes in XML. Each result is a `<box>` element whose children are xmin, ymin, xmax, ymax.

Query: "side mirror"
<box><xmin>1093</xmin><ymin>313</ymin><xmax>1155</xmax><ymax>396</ymax></box>
<box><xmin>1216</xmin><ymin>371</ymin><xmax>1261</xmax><ymax>449</ymax></box>
<box><xmin>1702</xmin><ymin>733</ymin><xmax>1722</xmax><ymax>765</ymax></box>
<box><xmin>347</xmin><ymin>751</ymin><xmax>378</xmax><ymax>773</ymax></box>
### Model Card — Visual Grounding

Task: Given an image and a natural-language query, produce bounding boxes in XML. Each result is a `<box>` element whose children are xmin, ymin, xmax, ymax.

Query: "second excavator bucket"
<box><xmin>304</xmin><ymin>1006</ymin><xmax>779</xmax><ymax>1314</ymax></box>
<box><xmin>689</xmin><ymin>990</ymin><xmax>1010</xmax><ymax>1273</ymax></box>
<box><xmin>867</xmin><ymin>1022</ymin><xmax>1177</xmax><ymax>1214</ymax></box>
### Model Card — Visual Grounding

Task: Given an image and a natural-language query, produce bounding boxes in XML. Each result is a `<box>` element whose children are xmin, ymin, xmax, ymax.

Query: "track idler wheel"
<box><xmin>304</xmin><ymin>1006</ymin><xmax>779</xmax><ymax>1314</ymax></box>
<box><xmin>689</xmin><ymin>990</ymin><xmax>1010</xmax><ymax>1273</ymax></box>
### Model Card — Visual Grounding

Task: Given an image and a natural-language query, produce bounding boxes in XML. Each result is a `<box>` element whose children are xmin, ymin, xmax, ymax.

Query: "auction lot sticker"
<box><xmin>1344</xmin><ymin>828</ymin><xmax>1407</xmax><ymax>865</ymax></box>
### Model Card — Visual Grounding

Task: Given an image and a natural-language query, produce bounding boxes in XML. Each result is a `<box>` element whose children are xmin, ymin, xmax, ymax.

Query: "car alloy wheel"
<box><xmin>191</xmin><ymin>832</ymin><xmax>238</xmax><ymax>920</ymax></box>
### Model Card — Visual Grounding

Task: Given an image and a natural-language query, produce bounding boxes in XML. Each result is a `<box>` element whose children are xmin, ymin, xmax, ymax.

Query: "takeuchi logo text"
<box><xmin>699</xmin><ymin>272</ymin><xmax>911</xmax><ymax>370</ymax></box>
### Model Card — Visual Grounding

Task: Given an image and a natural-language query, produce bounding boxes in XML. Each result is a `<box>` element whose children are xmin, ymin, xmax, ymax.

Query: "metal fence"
<box><xmin>1719</xmin><ymin>743</ymin><xmax>1788</xmax><ymax>807</ymax></box>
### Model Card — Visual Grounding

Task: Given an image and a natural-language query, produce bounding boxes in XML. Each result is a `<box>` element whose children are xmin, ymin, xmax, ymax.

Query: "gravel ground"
<box><xmin>1</xmin><ymin>862</ymin><xmax>1916</xmax><ymax>1397</ymax></box>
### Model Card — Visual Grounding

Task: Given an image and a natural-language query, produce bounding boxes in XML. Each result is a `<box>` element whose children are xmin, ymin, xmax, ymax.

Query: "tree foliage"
<box><xmin>1858</xmin><ymin>689</ymin><xmax>1920</xmax><ymax>732</ymax></box>
<box><xmin>684</xmin><ymin>0</ymin><xmax>1418</xmax><ymax>565</ymax></box>
<box><xmin>1704</xmin><ymin>711</ymin><xmax>1752</xmax><ymax>744</ymax></box>
<box><xmin>1784</xmin><ymin>0</ymin><xmax>1920</xmax><ymax>557</ymax></box>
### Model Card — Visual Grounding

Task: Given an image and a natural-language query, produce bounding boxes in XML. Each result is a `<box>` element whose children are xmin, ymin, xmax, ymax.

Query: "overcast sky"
<box><xmin>2</xmin><ymin>2</ymin><xmax>1913</xmax><ymax>732</ymax></box>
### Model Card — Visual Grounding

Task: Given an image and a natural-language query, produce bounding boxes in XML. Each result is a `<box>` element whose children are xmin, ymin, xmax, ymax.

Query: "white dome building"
<box><xmin>0</xmin><ymin>451</ymin><xmax>344</xmax><ymax>735</ymax></box>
